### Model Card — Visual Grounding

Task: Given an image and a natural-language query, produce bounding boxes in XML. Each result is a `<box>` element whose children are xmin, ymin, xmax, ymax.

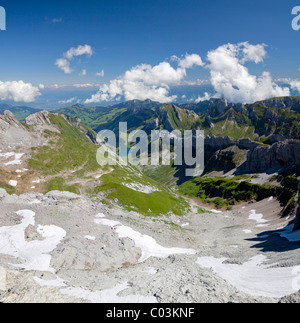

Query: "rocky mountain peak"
<box><xmin>25</xmin><ymin>110</ymin><xmax>51</xmax><ymax>126</ymax></box>
<box><xmin>3</xmin><ymin>110</ymin><xmax>15</xmax><ymax>118</ymax></box>
<box><xmin>0</xmin><ymin>110</ymin><xmax>23</xmax><ymax>132</ymax></box>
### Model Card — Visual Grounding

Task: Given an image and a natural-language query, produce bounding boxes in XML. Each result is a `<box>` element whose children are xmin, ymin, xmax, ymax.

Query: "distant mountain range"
<box><xmin>1</xmin><ymin>96</ymin><xmax>300</xmax><ymax>141</ymax></box>
<box><xmin>0</xmin><ymin>104</ymin><xmax>41</xmax><ymax>121</ymax></box>
<box><xmin>0</xmin><ymin>98</ymin><xmax>299</xmax><ymax>222</ymax></box>
<box><xmin>54</xmin><ymin>97</ymin><xmax>300</xmax><ymax>141</ymax></box>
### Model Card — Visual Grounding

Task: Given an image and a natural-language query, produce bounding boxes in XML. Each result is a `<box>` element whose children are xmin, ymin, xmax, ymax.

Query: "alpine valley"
<box><xmin>0</xmin><ymin>96</ymin><xmax>299</xmax><ymax>303</ymax></box>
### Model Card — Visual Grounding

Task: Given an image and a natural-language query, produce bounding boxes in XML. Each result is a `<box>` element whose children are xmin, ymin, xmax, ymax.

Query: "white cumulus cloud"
<box><xmin>55</xmin><ymin>58</ymin><xmax>73</xmax><ymax>74</ymax></box>
<box><xmin>84</xmin><ymin>44</ymin><xmax>290</xmax><ymax>105</ymax></box>
<box><xmin>55</xmin><ymin>45</ymin><xmax>93</xmax><ymax>74</ymax></box>
<box><xmin>287</xmin><ymin>79</ymin><xmax>300</xmax><ymax>93</ymax></box>
<box><xmin>206</xmin><ymin>42</ymin><xmax>290</xmax><ymax>103</ymax></box>
<box><xmin>240</xmin><ymin>41</ymin><xmax>267</xmax><ymax>64</ymax></box>
<box><xmin>85</xmin><ymin>54</ymin><xmax>203</xmax><ymax>104</ymax></box>
<box><xmin>178</xmin><ymin>53</ymin><xmax>205</xmax><ymax>69</ymax></box>
<box><xmin>65</xmin><ymin>45</ymin><xmax>93</xmax><ymax>60</ymax></box>
<box><xmin>195</xmin><ymin>92</ymin><xmax>211</xmax><ymax>103</ymax></box>
<box><xmin>96</xmin><ymin>70</ymin><xmax>105</xmax><ymax>77</ymax></box>
<box><xmin>0</xmin><ymin>80</ymin><xmax>41</xmax><ymax>103</ymax></box>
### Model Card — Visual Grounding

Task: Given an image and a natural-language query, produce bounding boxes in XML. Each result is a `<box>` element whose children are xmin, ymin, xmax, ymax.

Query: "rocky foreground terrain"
<box><xmin>0</xmin><ymin>188</ymin><xmax>300</xmax><ymax>303</ymax></box>
<box><xmin>0</xmin><ymin>104</ymin><xmax>299</xmax><ymax>303</ymax></box>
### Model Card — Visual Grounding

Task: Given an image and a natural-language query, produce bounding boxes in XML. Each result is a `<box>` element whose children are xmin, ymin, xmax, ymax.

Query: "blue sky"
<box><xmin>1</xmin><ymin>0</ymin><xmax>300</xmax><ymax>107</ymax></box>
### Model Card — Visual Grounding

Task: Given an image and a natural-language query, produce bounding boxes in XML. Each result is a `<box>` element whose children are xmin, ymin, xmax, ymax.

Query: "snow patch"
<box><xmin>61</xmin><ymin>282</ymin><xmax>157</xmax><ymax>303</ymax></box>
<box><xmin>8</xmin><ymin>180</ymin><xmax>18</xmax><ymax>187</ymax></box>
<box><xmin>144</xmin><ymin>267</ymin><xmax>158</xmax><ymax>276</ymax></box>
<box><xmin>248</xmin><ymin>210</ymin><xmax>268</xmax><ymax>224</ymax></box>
<box><xmin>0</xmin><ymin>152</ymin><xmax>15</xmax><ymax>159</ymax></box>
<box><xmin>196</xmin><ymin>255</ymin><xmax>297</xmax><ymax>298</ymax></box>
<box><xmin>122</xmin><ymin>182</ymin><xmax>160</xmax><ymax>194</ymax></box>
<box><xmin>85</xmin><ymin>235</ymin><xmax>96</xmax><ymax>241</ymax></box>
<box><xmin>211</xmin><ymin>209</ymin><xmax>222</xmax><ymax>214</ymax></box>
<box><xmin>95</xmin><ymin>213</ymin><xmax>106</xmax><ymax>218</ymax></box>
<box><xmin>34</xmin><ymin>276</ymin><xmax>66</xmax><ymax>287</ymax></box>
<box><xmin>0</xmin><ymin>209</ymin><xmax>66</xmax><ymax>273</ymax></box>
<box><xmin>95</xmin><ymin>218</ymin><xmax>197</xmax><ymax>262</ymax></box>
<box><xmin>32</xmin><ymin>179</ymin><xmax>44</xmax><ymax>184</ymax></box>
<box><xmin>4</xmin><ymin>153</ymin><xmax>24</xmax><ymax>166</ymax></box>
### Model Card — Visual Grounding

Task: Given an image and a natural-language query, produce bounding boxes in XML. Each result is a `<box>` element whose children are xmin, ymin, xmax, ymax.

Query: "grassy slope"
<box><xmin>179</xmin><ymin>175</ymin><xmax>298</xmax><ymax>210</ymax></box>
<box><xmin>95</xmin><ymin>166</ymin><xmax>189</xmax><ymax>216</ymax></box>
<box><xmin>162</xmin><ymin>104</ymin><xmax>198</xmax><ymax>131</ymax></box>
<box><xmin>199</xmin><ymin>108</ymin><xmax>257</xmax><ymax>140</ymax></box>
<box><xmin>140</xmin><ymin>163</ymin><xmax>179</xmax><ymax>187</ymax></box>
<box><xmin>26</xmin><ymin>113</ymin><xmax>190</xmax><ymax>216</ymax></box>
<box><xmin>55</xmin><ymin>104</ymin><xmax>127</xmax><ymax>131</ymax></box>
<box><xmin>28</xmin><ymin>114</ymin><xmax>100</xmax><ymax>193</ymax></box>
<box><xmin>252</xmin><ymin>105</ymin><xmax>300</xmax><ymax>139</ymax></box>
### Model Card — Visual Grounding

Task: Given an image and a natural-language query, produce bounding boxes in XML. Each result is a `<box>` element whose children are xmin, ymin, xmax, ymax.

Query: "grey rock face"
<box><xmin>204</xmin><ymin>135</ymin><xmax>259</xmax><ymax>152</ymax></box>
<box><xmin>208</xmin><ymin>98</ymin><xmax>228</xmax><ymax>116</ymax></box>
<box><xmin>245</xmin><ymin>140</ymin><xmax>300</xmax><ymax>174</ymax></box>
<box><xmin>0</xmin><ymin>110</ymin><xmax>43</xmax><ymax>148</ymax></box>
<box><xmin>259</xmin><ymin>97</ymin><xmax>300</xmax><ymax>112</ymax></box>
<box><xmin>0</xmin><ymin>110</ymin><xmax>23</xmax><ymax>130</ymax></box>
<box><xmin>205</xmin><ymin>116</ymin><xmax>214</xmax><ymax>128</ymax></box>
<box><xmin>25</xmin><ymin>110</ymin><xmax>51</xmax><ymax>126</ymax></box>
<box><xmin>265</xmin><ymin>134</ymin><xmax>287</xmax><ymax>145</ymax></box>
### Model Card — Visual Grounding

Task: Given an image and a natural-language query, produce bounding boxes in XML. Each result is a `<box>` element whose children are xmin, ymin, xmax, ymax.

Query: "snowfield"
<box><xmin>196</xmin><ymin>255</ymin><xmax>297</xmax><ymax>298</ymax></box>
<box><xmin>61</xmin><ymin>282</ymin><xmax>157</xmax><ymax>303</ymax></box>
<box><xmin>0</xmin><ymin>209</ymin><xmax>66</xmax><ymax>273</ymax></box>
<box><xmin>0</xmin><ymin>191</ymin><xmax>299</xmax><ymax>303</ymax></box>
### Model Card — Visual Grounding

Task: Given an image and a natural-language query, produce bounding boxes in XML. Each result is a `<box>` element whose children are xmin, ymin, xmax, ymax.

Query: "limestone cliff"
<box><xmin>245</xmin><ymin>140</ymin><xmax>300</xmax><ymax>174</ymax></box>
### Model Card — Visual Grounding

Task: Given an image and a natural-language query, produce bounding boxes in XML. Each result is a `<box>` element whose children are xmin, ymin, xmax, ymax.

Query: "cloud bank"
<box><xmin>0</xmin><ymin>80</ymin><xmax>41</xmax><ymax>102</ymax></box>
<box><xmin>85</xmin><ymin>42</ymin><xmax>290</xmax><ymax>105</ymax></box>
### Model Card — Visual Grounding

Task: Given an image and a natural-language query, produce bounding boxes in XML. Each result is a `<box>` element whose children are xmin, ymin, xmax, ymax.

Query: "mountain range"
<box><xmin>0</xmin><ymin>97</ymin><xmax>299</xmax><ymax>218</ymax></box>
<box><xmin>53</xmin><ymin>97</ymin><xmax>300</xmax><ymax>141</ymax></box>
<box><xmin>0</xmin><ymin>97</ymin><xmax>299</xmax><ymax>303</ymax></box>
<box><xmin>4</xmin><ymin>96</ymin><xmax>300</xmax><ymax>141</ymax></box>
